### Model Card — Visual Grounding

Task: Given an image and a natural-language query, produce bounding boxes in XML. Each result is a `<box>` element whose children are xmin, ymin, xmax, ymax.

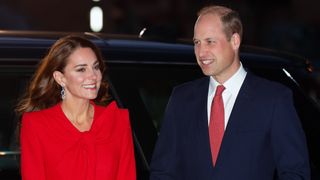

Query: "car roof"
<box><xmin>0</xmin><ymin>30</ymin><xmax>313</xmax><ymax>72</ymax></box>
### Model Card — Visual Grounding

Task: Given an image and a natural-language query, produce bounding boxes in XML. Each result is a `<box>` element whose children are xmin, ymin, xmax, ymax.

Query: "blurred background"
<box><xmin>0</xmin><ymin>0</ymin><xmax>319</xmax><ymax>65</ymax></box>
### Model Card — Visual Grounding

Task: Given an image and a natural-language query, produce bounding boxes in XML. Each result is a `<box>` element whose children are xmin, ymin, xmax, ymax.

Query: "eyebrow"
<box><xmin>205</xmin><ymin>37</ymin><xmax>214</xmax><ymax>41</ymax></box>
<box><xmin>193</xmin><ymin>37</ymin><xmax>214</xmax><ymax>41</ymax></box>
<box><xmin>74</xmin><ymin>64</ymin><xmax>87</xmax><ymax>68</ymax></box>
<box><xmin>73</xmin><ymin>60</ymin><xmax>99</xmax><ymax>68</ymax></box>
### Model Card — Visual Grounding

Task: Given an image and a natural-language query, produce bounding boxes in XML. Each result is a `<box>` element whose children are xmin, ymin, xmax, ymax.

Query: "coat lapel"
<box><xmin>194</xmin><ymin>77</ymin><xmax>210</xmax><ymax>136</ymax></box>
<box><xmin>217</xmin><ymin>73</ymin><xmax>256</xmax><ymax>166</ymax></box>
<box><xmin>191</xmin><ymin>77</ymin><xmax>217</xmax><ymax>169</ymax></box>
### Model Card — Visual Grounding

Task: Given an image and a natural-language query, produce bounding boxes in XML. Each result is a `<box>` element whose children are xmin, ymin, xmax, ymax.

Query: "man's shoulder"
<box><xmin>246</xmin><ymin>72</ymin><xmax>292</xmax><ymax>95</ymax></box>
<box><xmin>174</xmin><ymin>76</ymin><xmax>209</xmax><ymax>91</ymax></box>
<box><xmin>167</xmin><ymin>77</ymin><xmax>209</xmax><ymax>102</ymax></box>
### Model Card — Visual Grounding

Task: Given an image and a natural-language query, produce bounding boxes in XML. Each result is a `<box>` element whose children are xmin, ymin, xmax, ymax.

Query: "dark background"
<box><xmin>0</xmin><ymin>0</ymin><xmax>319</xmax><ymax>63</ymax></box>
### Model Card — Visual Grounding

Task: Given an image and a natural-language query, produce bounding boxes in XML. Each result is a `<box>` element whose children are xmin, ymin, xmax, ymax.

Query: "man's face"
<box><xmin>193</xmin><ymin>14</ymin><xmax>240</xmax><ymax>83</ymax></box>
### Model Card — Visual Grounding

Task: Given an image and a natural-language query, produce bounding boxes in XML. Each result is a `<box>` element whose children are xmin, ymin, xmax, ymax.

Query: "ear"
<box><xmin>53</xmin><ymin>71</ymin><xmax>65</xmax><ymax>87</ymax></box>
<box><xmin>231</xmin><ymin>33</ymin><xmax>241</xmax><ymax>50</ymax></box>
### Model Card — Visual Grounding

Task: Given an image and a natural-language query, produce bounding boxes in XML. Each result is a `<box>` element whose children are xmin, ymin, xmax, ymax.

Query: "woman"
<box><xmin>16</xmin><ymin>35</ymin><xmax>136</xmax><ymax>180</ymax></box>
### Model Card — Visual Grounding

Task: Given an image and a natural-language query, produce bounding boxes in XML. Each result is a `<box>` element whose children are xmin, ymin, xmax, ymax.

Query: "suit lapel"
<box><xmin>194</xmin><ymin>77</ymin><xmax>210</xmax><ymax>135</ymax></box>
<box><xmin>217</xmin><ymin>73</ymin><xmax>256</xmax><ymax>165</ymax></box>
<box><xmin>225</xmin><ymin>73</ymin><xmax>254</xmax><ymax>133</ymax></box>
<box><xmin>190</xmin><ymin>77</ymin><xmax>218</xmax><ymax>169</ymax></box>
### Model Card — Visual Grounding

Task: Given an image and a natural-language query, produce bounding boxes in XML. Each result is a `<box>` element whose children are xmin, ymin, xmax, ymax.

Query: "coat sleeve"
<box><xmin>150</xmin><ymin>89</ymin><xmax>179</xmax><ymax>180</ymax></box>
<box><xmin>271</xmin><ymin>89</ymin><xmax>310</xmax><ymax>180</ymax></box>
<box><xmin>20</xmin><ymin>113</ymin><xmax>46</xmax><ymax>180</ymax></box>
<box><xmin>117</xmin><ymin>110</ymin><xmax>136</xmax><ymax>180</ymax></box>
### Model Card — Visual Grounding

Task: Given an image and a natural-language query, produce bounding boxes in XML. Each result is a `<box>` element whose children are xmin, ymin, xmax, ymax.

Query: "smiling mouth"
<box><xmin>200</xmin><ymin>59</ymin><xmax>213</xmax><ymax>65</ymax></box>
<box><xmin>82</xmin><ymin>84</ymin><xmax>96</xmax><ymax>89</ymax></box>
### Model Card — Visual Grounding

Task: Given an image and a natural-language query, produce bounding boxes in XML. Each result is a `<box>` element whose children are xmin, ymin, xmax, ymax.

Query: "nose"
<box><xmin>195</xmin><ymin>44</ymin><xmax>207</xmax><ymax>58</ymax></box>
<box><xmin>88</xmin><ymin>68</ymin><xmax>98</xmax><ymax>80</ymax></box>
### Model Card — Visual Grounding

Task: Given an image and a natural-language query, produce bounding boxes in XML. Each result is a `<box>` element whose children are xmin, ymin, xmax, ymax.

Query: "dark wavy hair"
<box><xmin>16</xmin><ymin>35</ymin><xmax>110</xmax><ymax>114</ymax></box>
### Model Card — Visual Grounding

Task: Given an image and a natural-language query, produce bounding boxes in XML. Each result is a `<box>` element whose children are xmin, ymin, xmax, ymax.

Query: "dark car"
<box><xmin>0</xmin><ymin>31</ymin><xmax>319</xmax><ymax>179</ymax></box>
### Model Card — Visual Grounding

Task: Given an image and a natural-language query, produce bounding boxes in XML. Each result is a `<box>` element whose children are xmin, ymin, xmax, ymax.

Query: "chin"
<box><xmin>201</xmin><ymin>69</ymin><xmax>214</xmax><ymax>76</ymax></box>
<box><xmin>89</xmin><ymin>96</ymin><xmax>98</xmax><ymax>100</ymax></box>
<box><xmin>85</xmin><ymin>94</ymin><xmax>98</xmax><ymax>100</ymax></box>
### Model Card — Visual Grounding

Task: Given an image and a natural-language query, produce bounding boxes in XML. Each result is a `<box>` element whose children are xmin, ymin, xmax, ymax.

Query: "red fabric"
<box><xmin>21</xmin><ymin>101</ymin><xmax>136</xmax><ymax>180</ymax></box>
<box><xmin>209</xmin><ymin>85</ymin><xmax>225</xmax><ymax>166</ymax></box>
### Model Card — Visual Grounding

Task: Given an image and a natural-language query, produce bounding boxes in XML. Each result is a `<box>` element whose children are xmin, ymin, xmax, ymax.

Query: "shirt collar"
<box><xmin>209</xmin><ymin>62</ymin><xmax>247</xmax><ymax>95</ymax></box>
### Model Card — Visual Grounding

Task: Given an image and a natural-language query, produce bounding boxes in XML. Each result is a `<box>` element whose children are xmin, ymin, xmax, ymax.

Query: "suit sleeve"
<box><xmin>271</xmin><ymin>89</ymin><xmax>310</xmax><ymax>180</ymax></box>
<box><xmin>20</xmin><ymin>113</ymin><xmax>46</xmax><ymax>180</ymax></box>
<box><xmin>150</xmin><ymin>89</ymin><xmax>179</xmax><ymax>180</ymax></box>
<box><xmin>117</xmin><ymin>110</ymin><xmax>136</xmax><ymax>180</ymax></box>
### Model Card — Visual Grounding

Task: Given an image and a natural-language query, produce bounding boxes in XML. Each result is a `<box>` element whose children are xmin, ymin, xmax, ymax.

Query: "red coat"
<box><xmin>21</xmin><ymin>101</ymin><xmax>136</xmax><ymax>180</ymax></box>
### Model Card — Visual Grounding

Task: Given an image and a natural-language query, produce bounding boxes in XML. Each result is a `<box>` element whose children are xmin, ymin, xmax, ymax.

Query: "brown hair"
<box><xmin>16</xmin><ymin>35</ymin><xmax>110</xmax><ymax>114</ymax></box>
<box><xmin>198</xmin><ymin>5</ymin><xmax>243</xmax><ymax>41</ymax></box>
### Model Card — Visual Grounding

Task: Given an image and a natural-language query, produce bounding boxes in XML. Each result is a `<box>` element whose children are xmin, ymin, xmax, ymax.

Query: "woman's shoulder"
<box><xmin>24</xmin><ymin>103</ymin><xmax>59</xmax><ymax>116</ymax></box>
<box><xmin>22</xmin><ymin>104</ymin><xmax>60</xmax><ymax>125</ymax></box>
<box><xmin>95</xmin><ymin>101</ymin><xmax>128</xmax><ymax>114</ymax></box>
<box><xmin>95</xmin><ymin>101</ymin><xmax>130</xmax><ymax>126</ymax></box>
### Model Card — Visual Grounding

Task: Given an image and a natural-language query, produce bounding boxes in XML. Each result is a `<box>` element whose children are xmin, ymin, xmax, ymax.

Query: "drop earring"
<box><xmin>61</xmin><ymin>86</ymin><xmax>65</xmax><ymax>100</ymax></box>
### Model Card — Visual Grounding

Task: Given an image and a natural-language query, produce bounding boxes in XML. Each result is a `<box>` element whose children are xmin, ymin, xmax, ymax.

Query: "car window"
<box><xmin>0</xmin><ymin>67</ymin><xmax>33</xmax><ymax>149</ymax></box>
<box><xmin>0</xmin><ymin>66</ymin><xmax>33</xmax><ymax>179</ymax></box>
<box><xmin>107</xmin><ymin>63</ymin><xmax>203</xmax><ymax>179</ymax></box>
<box><xmin>108</xmin><ymin>63</ymin><xmax>203</xmax><ymax>131</ymax></box>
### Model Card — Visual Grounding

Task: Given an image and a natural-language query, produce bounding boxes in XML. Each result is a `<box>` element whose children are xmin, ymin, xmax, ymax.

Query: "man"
<box><xmin>149</xmin><ymin>5</ymin><xmax>310</xmax><ymax>180</ymax></box>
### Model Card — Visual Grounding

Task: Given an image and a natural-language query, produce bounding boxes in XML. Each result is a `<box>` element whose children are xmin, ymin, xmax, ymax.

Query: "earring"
<box><xmin>61</xmin><ymin>86</ymin><xmax>65</xmax><ymax>100</ymax></box>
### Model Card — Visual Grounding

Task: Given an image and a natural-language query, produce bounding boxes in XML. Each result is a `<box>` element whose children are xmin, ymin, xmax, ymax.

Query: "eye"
<box><xmin>76</xmin><ymin>67</ymin><xmax>86</xmax><ymax>72</ymax></box>
<box><xmin>94</xmin><ymin>64</ymin><xmax>100</xmax><ymax>70</ymax></box>
<box><xmin>207</xmin><ymin>39</ymin><xmax>215</xmax><ymax>44</ymax></box>
<box><xmin>193</xmin><ymin>40</ymin><xmax>200</xmax><ymax>46</ymax></box>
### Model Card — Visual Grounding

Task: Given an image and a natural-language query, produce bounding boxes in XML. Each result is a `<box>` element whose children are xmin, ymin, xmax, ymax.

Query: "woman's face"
<box><xmin>61</xmin><ymin>47</ymin><xmax>102</xmax><ymax>101</ymax></box>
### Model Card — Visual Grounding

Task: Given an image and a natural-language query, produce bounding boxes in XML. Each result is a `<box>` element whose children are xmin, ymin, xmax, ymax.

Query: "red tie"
<box><xmin>209</xmin><ymin>85</ymin><xmax>225</xmax><ymax>166</ymax></box>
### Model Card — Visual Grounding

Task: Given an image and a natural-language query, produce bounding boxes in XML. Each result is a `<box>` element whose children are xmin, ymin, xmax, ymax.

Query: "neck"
<box><xmin>214</xmin><ymin>59</ymin><xmax>241</xmax><ymax>84</ymax></box>
<box><xmin>61</xmin><ymin>99</ymin><xmax>93</xmax><ymax>125</ymax></box>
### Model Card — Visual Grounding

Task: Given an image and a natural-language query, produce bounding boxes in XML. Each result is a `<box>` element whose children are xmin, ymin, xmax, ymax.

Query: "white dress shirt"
<box><xmin>207</xmin><ymin>63</ymin><xmax>247</xmax><ymax>128</ymax></box>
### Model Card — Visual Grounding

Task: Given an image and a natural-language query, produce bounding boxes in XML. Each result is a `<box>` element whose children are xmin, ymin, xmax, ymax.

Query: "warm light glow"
<box><xmin>90</xmin><ymin>6</ymin><xmax>103</xmax><ymax>32</ymax></box>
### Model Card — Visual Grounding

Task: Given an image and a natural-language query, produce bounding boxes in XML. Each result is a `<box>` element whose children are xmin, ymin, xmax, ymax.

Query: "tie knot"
<box><xmin>214</xmin><ymin>85</ymin><xmax>225</xmax><ymax>97</ymax></box>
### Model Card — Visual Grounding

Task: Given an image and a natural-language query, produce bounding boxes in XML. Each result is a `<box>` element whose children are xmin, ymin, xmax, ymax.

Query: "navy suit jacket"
<box><xmin>150</xmin><ymin>72</ymin><xmax>310</xmax><ymax>180</ymax></box>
